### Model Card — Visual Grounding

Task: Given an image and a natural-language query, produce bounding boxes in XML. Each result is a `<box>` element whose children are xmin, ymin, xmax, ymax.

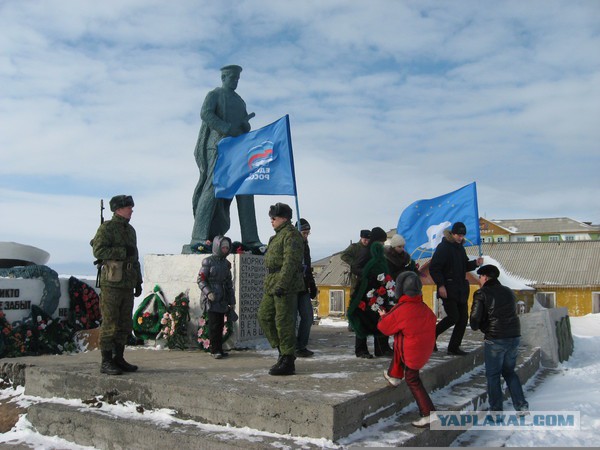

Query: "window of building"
<box><xmin>534</xmin><ymin>236</ymin><xmax>541</xmax><ymax>242</ymax></box>
<box><xmin>516</xmin><ymin>237</ymin><xmax>526</xmax><ymax>242</ymax></box>
<box><xmin>549</xmin><ymin>235</ymin><xmax>560</xmax><ymax>242</ymax></box>
<box><xmin>565</xmin><ymin>235</ymin><xmax>575</xmax><ymax>241</ymax></box>
<box><xmin>329</xmin><ymin>290</ymin><xmax>345</xmax><ymax>314</ymax></box>
<box><xmin>496</xmin><ymin>237</ymin><xmax>504</xmax><ymax>242</ymax></box>
<box><xmin>535</xmin><ymin>292</ymin><xmax>556</xmax><ymax>309</ymax></box>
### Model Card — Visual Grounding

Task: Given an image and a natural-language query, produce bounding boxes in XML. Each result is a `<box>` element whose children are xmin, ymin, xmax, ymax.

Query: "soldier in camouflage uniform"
<box><xmin>258</xmin><ymin>203</ymin><xmax>304</xmax><ymax>376</ymax></box>
<box><xmin>91</xmin><ymin>195</ymin><xmax>143</xmax><ymax>375</ymax></box>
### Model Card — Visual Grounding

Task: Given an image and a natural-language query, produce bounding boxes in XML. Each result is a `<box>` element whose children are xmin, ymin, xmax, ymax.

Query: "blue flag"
<box><xmin>213</xmin><ymin>115</ymin><xmax>297</xmax><ymax>199</ymax></box>
<box><xmin>396</xmin><ymin>182</ymin><xmax>481</xmax><ymax>258</ymax></box>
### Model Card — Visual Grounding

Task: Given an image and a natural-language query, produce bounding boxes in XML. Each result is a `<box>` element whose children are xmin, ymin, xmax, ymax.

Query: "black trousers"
<box><xmin>207</xmin><ymin>311</ymin><xmax>225</xmax><ymax>354</ymax></box>
<box><xmin>435</xmin><ymin>298</ymin><xmax>468</xmax><ymax>352</ymax></box>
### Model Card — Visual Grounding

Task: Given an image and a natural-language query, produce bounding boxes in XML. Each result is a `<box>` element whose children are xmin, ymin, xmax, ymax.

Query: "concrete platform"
<box><xmin>0</xmin><ymin>325</ymin><xmax>541</xmax><ymax>448</ymax></box>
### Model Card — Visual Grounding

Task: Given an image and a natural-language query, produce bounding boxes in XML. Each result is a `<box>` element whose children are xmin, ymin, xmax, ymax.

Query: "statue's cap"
<box><xmin>220</xmin><ymin>65</ymin><xmax>243</xmax><ymax>74</ymax></box>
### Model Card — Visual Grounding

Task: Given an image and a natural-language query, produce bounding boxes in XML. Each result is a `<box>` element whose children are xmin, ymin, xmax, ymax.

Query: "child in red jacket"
<box><xmin>377</xmin><ymin>271</ymin><xmax>438</xmax><ymax>427</ymax></box>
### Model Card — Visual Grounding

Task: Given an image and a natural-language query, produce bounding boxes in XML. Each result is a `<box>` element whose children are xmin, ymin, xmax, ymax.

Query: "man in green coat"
<box><xmin>92</xmin><ymin>195</ymin><xmax>143</xmax><ymax>375</ymax></box>
<box><xmin>341</xmin><ymin>229</ymin><xmax>370</xmax><ymax>291</ymax></box>
<box><xmin>258</xmin><ymin>202</ymin><xmax>304</xmax><ymax>376</ymax></box>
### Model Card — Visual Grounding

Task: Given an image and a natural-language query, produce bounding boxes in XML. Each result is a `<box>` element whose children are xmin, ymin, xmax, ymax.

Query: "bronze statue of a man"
<box><xmin>189</xmin><ymin>65</ymin><xmax>262</xmax><ymax>252</ymax></box>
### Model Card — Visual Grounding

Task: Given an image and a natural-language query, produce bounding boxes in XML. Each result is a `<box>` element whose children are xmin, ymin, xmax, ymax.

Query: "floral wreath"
<box><xmin>358</xmin><ymin>273</ymin><xmax>396</xmax><ymax>312</ymax></box>
<box><xmin>197</xmin><ymin>310</ymin><xmax>234</xmax><ymax>352</ymax></box>
<box><xmin>156</xmin><ymin>291</ymin><xmax>191</xmax><ymax>350</ymax></box>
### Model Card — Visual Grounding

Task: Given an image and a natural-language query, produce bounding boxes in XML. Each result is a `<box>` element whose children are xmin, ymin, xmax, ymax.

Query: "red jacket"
<box><xmin>378</xmin><ymin>294</ymin><xmax>436</xmax><ymax>373</ymax></box>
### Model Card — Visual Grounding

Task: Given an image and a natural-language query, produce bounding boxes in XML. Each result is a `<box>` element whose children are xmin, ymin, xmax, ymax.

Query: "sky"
<box><xmin>1</xmin><ymin>0</ymin><xmax>599</xmax><ymax>275</ymax></box>
<box><xmin>1</xmin><ymin>314</ymin><xmax>599</xmax><ymax>448</ymax></box>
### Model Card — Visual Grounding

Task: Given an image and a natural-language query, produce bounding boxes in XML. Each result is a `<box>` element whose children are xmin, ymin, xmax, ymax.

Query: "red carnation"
<box><xmin>377</xmin><ymin>286</ymin><xmax>387</xmax><ymax>296</ymax></box>
<box><xmin>358</xmin><ymin>302</ymin><xmax>366</xmax><ymax>311</ymax></box>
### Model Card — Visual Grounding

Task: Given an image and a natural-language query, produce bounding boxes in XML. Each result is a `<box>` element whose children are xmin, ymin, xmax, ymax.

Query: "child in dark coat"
<box><xmin>197</xmin><ymin>235</ymin><xmax>235</xmax><ymax>359</ymax></box>
<box><xmin>377</xmin><ymin>271</ymin><xmax>438</xmax><ymax>427</ymax></box>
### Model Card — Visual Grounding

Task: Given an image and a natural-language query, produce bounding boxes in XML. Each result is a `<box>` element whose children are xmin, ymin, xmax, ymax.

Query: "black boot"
<box><xmin>101</xmin><ymin>350</ymin><xmax>122</xmax><ymax>375</ymax></box>
<box><xmin>113</xmin><ymin>344</ymin><xmax>138</xmax><ymax>372</ymax></box>
<box><xmin>271</xmin><ymin>346</ymin><xmax>283</xmax><ymax>370</ymax></box>
<box><xmin>269</xmin><ymin>355</ymin><xmax>296</xmax><ymax>376</ymax></box>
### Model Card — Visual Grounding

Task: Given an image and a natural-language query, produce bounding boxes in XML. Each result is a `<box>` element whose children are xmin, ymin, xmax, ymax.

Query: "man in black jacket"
<box><xmin>430</xmin><ymin>222</ymin><xmax>483</xmax><ymax>355</ymax></box>
<box><xmin>470</xmin><ymin>264</ymin><xmax>529</xmax><ymax>413</ymax></box>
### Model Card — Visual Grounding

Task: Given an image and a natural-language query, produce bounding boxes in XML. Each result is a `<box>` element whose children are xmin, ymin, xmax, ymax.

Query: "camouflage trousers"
<box><xmin>258</xmin><ymin>291</ymin><xmax>298</xmax><ymax>356</ymax></box>
<box><xmin>99</xmin><ymin>285</ymin><xmax>134</xmax><ymax>351</ymax></box>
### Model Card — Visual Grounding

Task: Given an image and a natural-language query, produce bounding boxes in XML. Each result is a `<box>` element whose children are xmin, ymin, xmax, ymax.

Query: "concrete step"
<box><xmin>4</xmin><ymin>326</ymin><xmax>542</xmax><ymax>447</ymax></box>
<box><xmin>340</xmin><ymin>344</ymin><xmax>541</xmax><ymax>447</ymax></box>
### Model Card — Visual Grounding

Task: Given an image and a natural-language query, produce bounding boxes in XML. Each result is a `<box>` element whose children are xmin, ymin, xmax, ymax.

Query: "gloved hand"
<box><xmin>274</xmin><ymin>287</ymin><xmax>285</xmax><ymax>297</ymax></box>
<box><xmin>126</xmin><ymin>245</ymin><xmax>136</xmax><ymax>257</ymax></box>
<box><xmin>207</xmin><ymin>292</ymin><xmax>216</xmax><ymax>301</ymax></box>
<box><xmin>134</xmin><ymin>284</ymin><xmax>143</xmax><ymax>298</ymax></box>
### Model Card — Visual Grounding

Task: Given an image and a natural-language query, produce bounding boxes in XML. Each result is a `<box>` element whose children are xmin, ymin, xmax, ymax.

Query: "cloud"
<box><xmin>1</xmin><ymin>0</ymin><xmax>599</xmax><ymax>273</ymax></box>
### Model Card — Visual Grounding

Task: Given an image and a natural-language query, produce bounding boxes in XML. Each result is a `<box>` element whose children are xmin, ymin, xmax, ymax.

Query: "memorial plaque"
<box><xmin>0</xmin><ymin>279</ymin><xmax>44</xmax><ymax>323</ymax></box>
<box><xmin>233</xmin><ymin>254</ymin><xmax>266</xmax><ymax>343</ymax></box>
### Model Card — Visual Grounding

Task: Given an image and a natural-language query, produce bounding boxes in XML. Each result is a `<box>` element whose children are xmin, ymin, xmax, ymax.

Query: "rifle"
<box><xmin>93</xmin><ymin>199</ymin><xmax>105</xmax><ymax>287</ymax></box>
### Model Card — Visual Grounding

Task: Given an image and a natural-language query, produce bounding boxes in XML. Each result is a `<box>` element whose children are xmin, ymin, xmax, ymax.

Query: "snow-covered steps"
<box><xmin>4</xmin><ymin>326</ymin><xmax>541</xmax><ymax>446</ymax></box>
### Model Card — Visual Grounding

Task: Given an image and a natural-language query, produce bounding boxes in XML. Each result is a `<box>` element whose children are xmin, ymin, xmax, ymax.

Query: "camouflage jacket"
<box><xmin>92</xmin><ymin>213</ymin><xmax>142</xmax><ymax>289</ymax></box>
<box><xmin>263</xmin><ymin>221</ymin><xmax>304</xmax><ymax>296</ymax></box>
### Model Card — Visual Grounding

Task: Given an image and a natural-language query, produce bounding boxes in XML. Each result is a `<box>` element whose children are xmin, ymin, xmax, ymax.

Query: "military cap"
<box><xmin>360</xmin><ymin>229</ymin><xmax>371</xmax><ymax>239</ymax></box>
<box><xmin>268</xmin><ymin>202</ymin><xmax>293</xmax><ymax>220</ymax></box>
<box><xmin>220</xmin><ymin>65</ymin><xmax>243</xmax><ymax>74</ymax></box>
<box><xmin>109</xmin><ymin>195</ymin><xmax>134</xmax><ymax>212</ymax></box>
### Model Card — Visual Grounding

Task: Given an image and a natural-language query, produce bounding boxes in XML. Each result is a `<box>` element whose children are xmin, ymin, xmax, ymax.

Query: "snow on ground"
<box><xmin>1</xmin><ymin>315</ymin><xmax>599</xmax><ymax>448</ymax></box>
<box><xmin>451</xmin><ymin>314</ymin><xmax>600</xmax><ymax>447</ymax></box>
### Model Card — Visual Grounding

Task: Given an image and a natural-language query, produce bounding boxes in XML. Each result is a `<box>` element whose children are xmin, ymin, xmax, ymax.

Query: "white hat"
<box><xmin>389</xmin><ymin>234</ymin><xmax>406</xmax><ymax>248</ymax></box>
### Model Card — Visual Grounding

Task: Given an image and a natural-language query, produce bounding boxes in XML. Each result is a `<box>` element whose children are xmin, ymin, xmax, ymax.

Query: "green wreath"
<box><xmin>132</xmin><ymin>285</ymin><xmax>168</xmax><ymax>341</ymax></box>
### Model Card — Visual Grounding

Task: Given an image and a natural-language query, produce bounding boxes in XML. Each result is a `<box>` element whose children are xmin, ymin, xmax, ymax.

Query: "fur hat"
<box><xmin>268</xmin><ymin>202</ymin><xmax>293</xmax><ymax>220</ymax></box>
<box><xmin>370</xmin><ymin>227</ymin><xmax>387</xmax><ymax>243</ymax></box>
<box><xmin>109</xmin><ymin>195</ymin><xmax>134</xmax><ymax>212</ymax></box>
<box><xmin>389</xmin><ymin>234</ymin><xmax>406</xmax><ymax>248</ymax></box>
<box><xmin>360</xmin><ymin>229</ymin><xmax>371</xmax><ymax>239</ymax></box>
<box><xmin>395</xmin><ymin>272</ymin><xmax>422</xmax><ymax>299</ymax></box>
<box><xmin>451</xmin><ymin>222</ymin><xmax>467</xmax><ymax>235</ymax></box>
<box><xmin>477</xmin><ymin>264</ymin><xmax>500</xmax><ymax>279</ymax></box>
<box><xmin>295</xmin><ymin>218</ymin><xmax>311</xmax><ymax>231</ymax></box>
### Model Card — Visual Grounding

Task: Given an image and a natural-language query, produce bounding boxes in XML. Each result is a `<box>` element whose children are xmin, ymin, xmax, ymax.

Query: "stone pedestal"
<box><xmin>143</xmin><ymin>253</ymin><xmax>267</xmax><ymax>348</ymax></box>
<box><xmin>520</xmin><ymin>306</ymin><xmax>574</xmax><ymax>367</ymax></box>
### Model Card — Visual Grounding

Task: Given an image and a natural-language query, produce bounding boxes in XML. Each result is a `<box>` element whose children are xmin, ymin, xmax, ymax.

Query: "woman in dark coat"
<box><xmin>347</xmin><ymin>227</ymin><xmax>394</xmax><ymax>358</ymax></box>
<box><xmin>384</xmin><ymin>233</ymin><xmax>418</xmax><ymax>279</ymax></box>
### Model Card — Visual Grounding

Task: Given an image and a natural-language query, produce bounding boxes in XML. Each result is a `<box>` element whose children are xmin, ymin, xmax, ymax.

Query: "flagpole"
<box><xmin>473</xmin><ymin>182</ymin><xmax>483</xmax><ymax>257</ymax></box>
<box><xmin>283</xmin><ymin>115</ymin><xmax>301</xmax><ymax>229</ymax></box>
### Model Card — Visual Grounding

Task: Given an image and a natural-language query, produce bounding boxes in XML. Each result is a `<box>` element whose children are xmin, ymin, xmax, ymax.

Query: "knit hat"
<box><xmin>395</xmin><ymin>272</ymin><xmax>423</xmax><ymax>299</ymax></box>
<box><xmin>451</xmin><ymin>222</ymin><xmax>467</xmax><ymax>235</ymax></box>
<box><xmin>360</xmin><ymin>229</ymin><xmax>371</xmax><ymax>239</ymax></box>
<box><xmin>370</xmin><ymin>227</ymin><xmax>387</xmax><ymax>243</ymax></box>
<box><xmin>268</xmin><ymin>202</ymin><xmax>293</xmax><ymax>220</ymax></box>
<box><xmin>109</xmin><ymin>195</ymin><xmax>134</xmax><ymax>212</ymax></box>
<box><xmin>389</xmin><ymin>234</ymin><xmax>406</xmax><ymax>248</ymax></box>
<box><xmin>295</xmin><ymin>218</ymin><xmax>311</xmax><ymax>231</ymax></box>
<box><xmin>477</xmin><ymin>264</ymin><xmax>500</xmax><ymax>279</ymax></box>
